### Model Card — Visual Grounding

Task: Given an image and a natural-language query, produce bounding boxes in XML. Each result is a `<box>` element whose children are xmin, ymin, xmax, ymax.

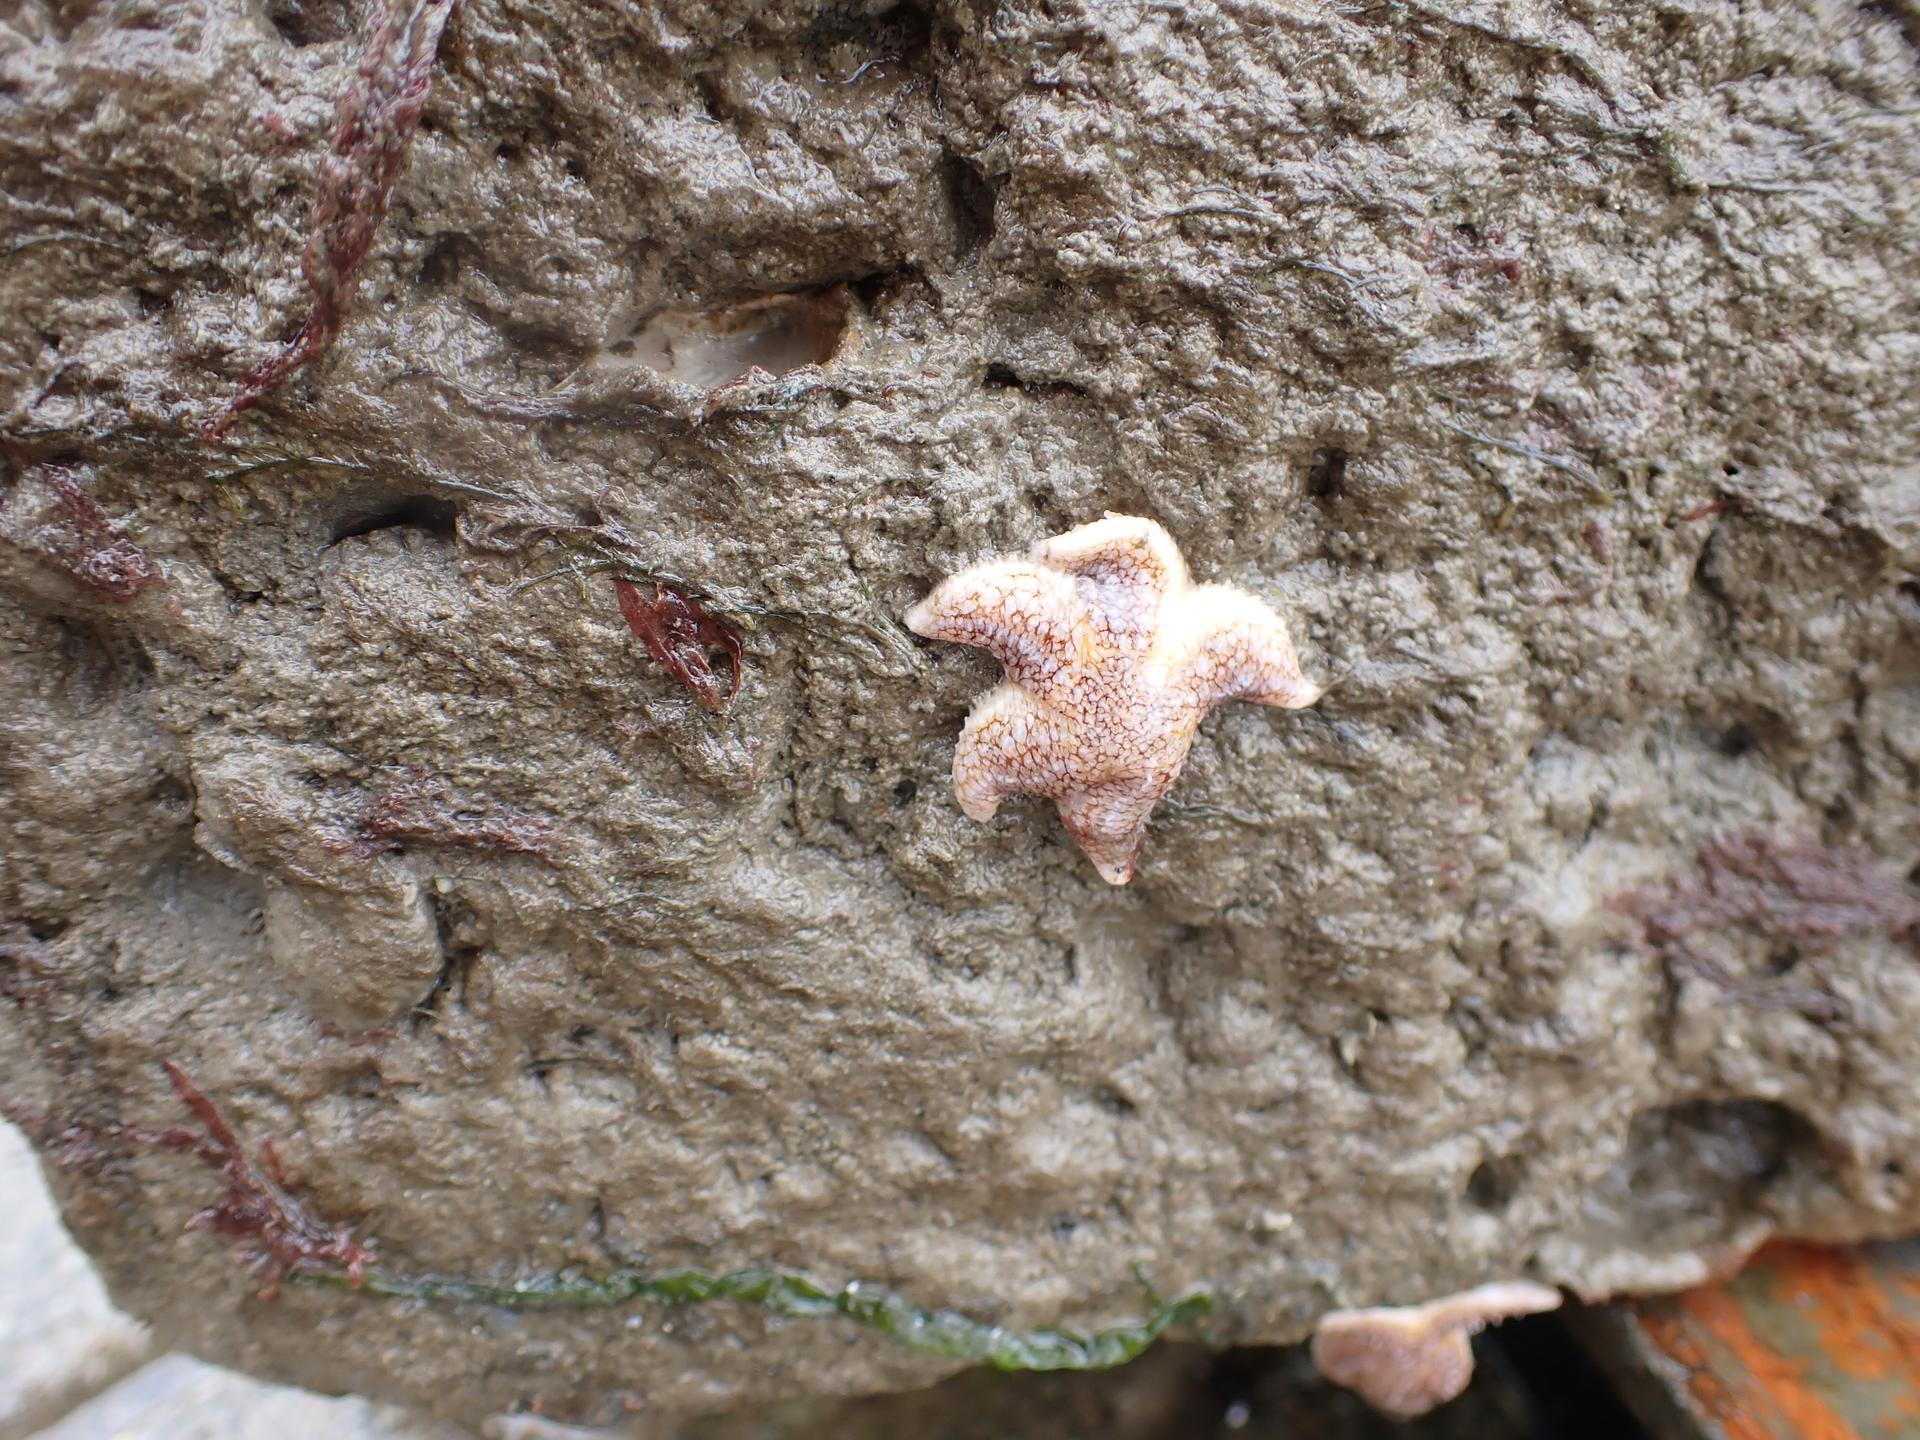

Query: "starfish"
<box><xmin>905</xmin><ymin>513</ymin><xmax>1322</xmax><ymax>885</ymax></box>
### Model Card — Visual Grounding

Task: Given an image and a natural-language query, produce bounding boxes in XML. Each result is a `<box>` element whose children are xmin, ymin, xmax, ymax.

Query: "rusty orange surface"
<box><xmin>1629</xmin><ymin>1240</ymin><xmax>1920</xmax><ymax>1440</ymax></box>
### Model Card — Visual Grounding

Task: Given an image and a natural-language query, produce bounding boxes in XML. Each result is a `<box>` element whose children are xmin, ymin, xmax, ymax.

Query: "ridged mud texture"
<box><xmin>2</xmin><ymin>0</ymin><xmax>1918</xmax><ymax>1429</ymax></box>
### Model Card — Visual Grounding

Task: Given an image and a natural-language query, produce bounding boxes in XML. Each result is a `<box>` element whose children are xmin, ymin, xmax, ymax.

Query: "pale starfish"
<box><xmin>905</xmin><ymin>513</ymin><xmax>1322</xmax><ymax>885</ymax></box>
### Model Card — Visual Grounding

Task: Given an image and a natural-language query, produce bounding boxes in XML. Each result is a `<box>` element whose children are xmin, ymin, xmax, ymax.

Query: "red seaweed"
<box><xmin>330</xmin><ymin>770</ymin><xmax>555</xmax><ymax>860</ymax></box>
<box><xmin>1612</xmin><ymin>833</ymin><xmax>1920</xmax><ymax>948</ymax></box>
<box><xmin>152</xmin><ymin>1060</ymin><xmax>374</xmax><ymax>1298</ymax></box>
<box><xmin>0</xmin><ymin>453</ymin><xmax>160</xmax><ymax>602</ymax></box>
<box><xmin>203</xmin><ymin>0</ymin><xmax>455</xmax><ymax>437</ymax></box>
<box><xmin>1679</xmin><ymin>498</ymin><xmax>1735</xmax><ymax>523</ymax></box>
<box><xmin>1609</xmin><ymin>833</ymin><xmax>1920</xmax><ymax>1018</ymax></box>
<box><xmin>613</xmin><ymin>576</ymin><xmax>744</xmax><ymax>713</ymax></box>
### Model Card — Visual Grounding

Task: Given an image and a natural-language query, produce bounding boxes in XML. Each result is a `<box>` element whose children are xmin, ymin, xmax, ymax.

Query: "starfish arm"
<box><xmin>1031</xmin><ymin>513</ymin><xmax>1188</xmax><ymax>596</ymax></box>
<box><xmin>1031</xmin><ymin>514</ymin><xmax>1188</xmax><ymax>651</ymax></box>
<box><xmin>951</xmin><ymin>684</ymin><xmax>1067</xmax><ymax>821</ymax></box>
<box><xmin>1056</xmin><ymin>780</ymin><xmax>1163</xmax><ymax>886</ymax></box>
<box><xmin>1179</xmin><ymin>584</ymin><xmax>1321</xmax><ymax>709</ymax></box>
<box><xmin>905</xmin><ymin>561</ymin><xmax>1080</xmax><ymax>694</ymax></box>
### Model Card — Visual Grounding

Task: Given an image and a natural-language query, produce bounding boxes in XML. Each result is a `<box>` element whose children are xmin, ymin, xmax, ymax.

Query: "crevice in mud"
<box><xmin>461</xmin><ymin>292</ymin><xmax>601</xmax><ymax>372</ymax></box>
<box><xmin>800</xmin><ymin>0</ymin><xmax>934</xmax><ymax>64</ymax></box>
<box><xmin>415</xmin><ymin>233</ymin><xmax>465</xmax><ymax>289</ymax></box>
<box><xmin>941</xmin><ymin>151</ymin><xmax>998</xmax><ymax>257</ymax></box>
<box><xmin>605</xmin><ymin>286</ymin><xmax>854</xmax><ymax>391</ymax></box>
<box><xmin>329</xmin><ymin>495</ymin><xmax>459</xmax><ymax>546</ymax></box>
<box><xmin>1590</xmin><ymin>1098</ymin><xmax>1820</xmax><ymax>1245</ymax></box>
<box><xmin>265</xmin><ymin>0</ymin><xmax>356</xmax><ymax>46</ymax></box>
<box><xmin>981</xmin><ymin>363</ymin><xmax>1091</xmax><ymax>400</ymax></box>
<box><xmin>1711</xmin><ymin>723</ymin><xmax>1755</xmax><ymax>757</ymax></box>
<box><xmin>691</xmin><ymin>70</ymin><xmax>732</xmax><ymax>129</ymax></box>
<box><xmin>1466</xmin><ymin>1155</ymin><xmax>1523</xmax><ymax>1211</ymax></box>
<box><xmin>849</xmin><ymin>268</ymin><xmax>917</xmax><ymax>311</ymax></box>
<box><xmin>1690</xmin><ymin>712</ymin><xmax>1792</xmax><ymax>769</ymax></box>
<box><xmin>15</xmin><ymin>912</ymin><xmax>69</xmax><ymax>945</ymax></box>
<box><xmin>410</xmin><ymin>893</ymin><xmax>478</xmax><ymax>1031</ymax></box>
<box><xmin>1306</xmin><ymin>447</ymin><xmax>1348</xmax><ymax>501</ymax></box>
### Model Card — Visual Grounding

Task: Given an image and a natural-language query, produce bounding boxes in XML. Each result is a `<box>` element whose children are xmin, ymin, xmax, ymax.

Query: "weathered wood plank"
<box><xmin>1580</xmin><ymin>1242</ymin><xmax>1920</xmax><ymax>1440</ymax></box>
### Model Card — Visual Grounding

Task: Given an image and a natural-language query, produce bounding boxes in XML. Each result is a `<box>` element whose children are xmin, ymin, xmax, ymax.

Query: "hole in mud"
<box><xmin>149</xmin><ymin>773</ymin><xmax>192</xmax><ymax>817</ymax></box>
<box><xmin>983</xmin><ymin>363</ymin><xmax>1023</xmax><ymax>390</ymax></box>
<box><xmin>850</xmin><ymin>271</ymin><xmax>905</xmax><ymax>310</ymax></box>
<box><xmin>803</xmin><ymin>0</ymin><xmax>933</xmax><ymax>57</ymax></box>
<box><xmin>417</xmin><ymin>235</ymin><xmax>464</xmax><ymax>289</ymax></box>
<box><xmin>265</xmin><ymin>0</ymin><xmax>355</xmax><ymax>46</ymax></box>
<box><xmin>610</xmin><ymin>288</ymin><xmax>851</xmax><ymax>390</ymax></box>
<box><xmin>703</xmin><ymin>649</ymin><xmax>738</xmax><ymax>690</ymax></box>
<box><xmin>871</xmin><ymin>0</ymin><xmax>934</xmax><ymax>55</ymax></box>
<box><xmin>22</xmin><ymin>915</ymin><xmax>69</xmax><ymax>944</ymax></box>
<box><xmin>1307</xmin><ymin>447</ymin><xmax>1348</xmax><ymax>499</ymax></box>
<box><xmin>329</xmin><ymin>496</ymin><xmax>459</xmax><ymax>545</ymax></box>
<box><xmin>979</xmin><ymin>356</ymin><xmax>1091</xmax><ymax>401</ymax></box>
<box><xmin>892</xmin><ymin>779</ymin><xmax>917</xmax><ymax>806</ymax></box>
<box><xmin>121</xmin><ymin>633</ymin><xmax>157</xmax><ymax>683</ymax></box>
<box><xmin>1761</xmin><ymin>944</ymin><xmax>1800</xmax><ymax>977</ymax></box>
<box><xmin>1466</xmin><ymin>1156</ymin><xmax>1521</xmax><ymax>1211</ymax></box>
<box><xmin>1715</xmin><ymin>724</ymin><xmax>1755</xmax><ymax>757</ymax></box>
<box><xmin>942</xmin><ymin>152</ymin><xmax>997</xmax><ymax>255</ymax></box>
<box><xmin>693</xmin><ymin>72</ymin><xmax>729</xmax><ymax>126</ymax></box>
<box><xmin>1590</xmin><ymin>1098</ymin><xmax>1819</xmax><ymax>1245</ymax></box>
<box><xmin>412</xmin><ymin>930</ymin><xmax>479</xmax><ymax>1032</ymax></box>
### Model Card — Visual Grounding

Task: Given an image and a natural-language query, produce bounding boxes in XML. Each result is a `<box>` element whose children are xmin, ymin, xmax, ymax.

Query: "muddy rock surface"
<box><xmin>3</xmin><ymin>0</ymin><xmax>1919</xmax><ymax>1428</ymax></box>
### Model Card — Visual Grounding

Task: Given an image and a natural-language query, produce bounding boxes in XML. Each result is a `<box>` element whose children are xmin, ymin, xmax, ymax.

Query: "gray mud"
<box><xmin>2</xmin><ymin>0</ymin><xmax>1918</xmax><ymax>1428</ymax></box>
